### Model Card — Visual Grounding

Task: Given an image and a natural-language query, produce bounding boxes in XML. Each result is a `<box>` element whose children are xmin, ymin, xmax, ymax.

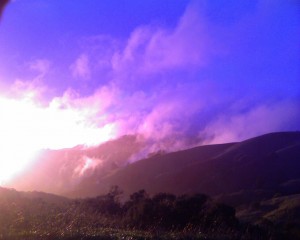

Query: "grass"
<box><xmin>0</xmin><ymin>228</ymin><xmax>236</xmax><ymax>240</ymax></box>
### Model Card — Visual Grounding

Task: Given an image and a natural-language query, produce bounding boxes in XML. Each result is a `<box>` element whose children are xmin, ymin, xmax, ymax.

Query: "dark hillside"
<box><xmin>73</xmin><ymin>132</ymin><xmax>300</xmax><ymax>199</ymax></box>
<box><xmin>72</xmin><ymin>142</ymin><xmax>235</xmax><ymax>197</ymax></box>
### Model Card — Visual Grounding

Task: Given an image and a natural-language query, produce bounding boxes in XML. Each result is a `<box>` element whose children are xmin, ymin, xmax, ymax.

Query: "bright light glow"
<box><xmin>0</xmin><ymin>95</ymin><xmax>116</xmax><ymax>184</ymax></box>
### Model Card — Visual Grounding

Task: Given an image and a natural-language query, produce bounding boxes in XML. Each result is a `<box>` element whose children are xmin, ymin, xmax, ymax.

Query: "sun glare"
<box><xmin>0</xmin><ymin>95</ymin><xmax>116</xmax><ymax>184</ymax></box>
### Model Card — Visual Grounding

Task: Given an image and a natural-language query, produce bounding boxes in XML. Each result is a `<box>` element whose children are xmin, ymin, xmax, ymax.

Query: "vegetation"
<box><xmin>1</xmin><ymin>187</ymin><xmax>296</xmax><ymax>240</ymax></box>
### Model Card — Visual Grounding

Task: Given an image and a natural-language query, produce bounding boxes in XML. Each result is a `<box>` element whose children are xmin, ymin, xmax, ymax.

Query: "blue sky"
<box><xmin>0</xmin><ymin>0</ymin><xmax>299</xmax><ymax>151</ymax></box>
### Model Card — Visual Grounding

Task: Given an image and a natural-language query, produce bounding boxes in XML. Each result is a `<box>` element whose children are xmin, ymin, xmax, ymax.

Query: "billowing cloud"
<box><xmin>60</xmin><ymin>0</ymin><xmax>299</xmax><ymax>153</ymax></box>
<box><xmin>200</xmin><ymin>99</ymin><xmax>300</xmax><ymax>144</ymax></box>
<box><xmin>110</xmin><ymin>2</ymin><xmax>214</xmax><ymax>84</ymax></box>
<box><xmin>12</xmin><ymin>0</ymin><xmax>299</xmax><ymax>153</ymax></box>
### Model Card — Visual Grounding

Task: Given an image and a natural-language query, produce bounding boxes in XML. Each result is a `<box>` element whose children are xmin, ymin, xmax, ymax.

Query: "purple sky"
<box><xmin>0</xmin><ymin>0</ymin><xmax>299</xmax><ymax>152</ymax></box>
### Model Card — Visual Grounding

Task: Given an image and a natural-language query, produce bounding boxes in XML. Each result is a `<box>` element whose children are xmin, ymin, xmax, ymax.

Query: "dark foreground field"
<box><xmin>1</xmin><ymin>187</ymin><xmax>299</xmax><ymax>240</ymax></box>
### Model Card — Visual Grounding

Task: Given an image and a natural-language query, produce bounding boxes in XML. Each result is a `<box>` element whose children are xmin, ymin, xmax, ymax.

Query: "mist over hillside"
<box><xmin>1</xmin><ymin>131</ymin><xmax>300</xmax><ymax>239</ymax></box>
<box><xmin>6</xmin><ymin>132</ymin><xmax>300</xmax><ymax>200</ymax></box>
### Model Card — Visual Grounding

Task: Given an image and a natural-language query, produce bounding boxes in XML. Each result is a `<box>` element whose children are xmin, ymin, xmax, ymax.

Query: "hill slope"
<box><xmin>71</xmin><ymin>132</ymin><xmax>300</xmax><ymax>200</ymax></box>
<box><xmin>9</xmin><ymin>135</ymin><xmax>144</xmax><ymax>194</ymax></box>
<box><xmin>7</xmin><ymin>132</ymin><xmax>300</xmax><ymax>205</ymax></box>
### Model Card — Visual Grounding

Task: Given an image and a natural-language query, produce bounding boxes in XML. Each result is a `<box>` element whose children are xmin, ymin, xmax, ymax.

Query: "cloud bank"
<box><xmin>3</xmin><ymin>0</ymin><xmax>300</xmax><ymax>159</ymax></box>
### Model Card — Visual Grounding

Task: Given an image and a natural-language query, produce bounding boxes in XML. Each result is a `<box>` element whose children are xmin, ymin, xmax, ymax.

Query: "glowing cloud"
<box><xmin>0</xmin><ymin>94</ymin><xmax>116</xmax><ymax>183</ymax></box>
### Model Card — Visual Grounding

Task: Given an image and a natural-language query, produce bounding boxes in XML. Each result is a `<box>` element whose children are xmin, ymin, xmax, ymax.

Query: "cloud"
<box><xmin>70</xmin><ymin>54</ymin><xmax>91</xmax><ymax>80</ymax></box>
<box><xmin>111</xmin><ymin>2</ymin><xmax>214</xmax><ymax>80</ymax></box>
<box><xmin>35</xmin><ymin>0</ymin><xmax>300</xmax><ymax>157</ymax></box>
<box><xmin>73</xmin><ymin>156</ymin><xmax>103</xmax><ymax>178</ymax></box>
<box><xmin>201</xmin><ymin>99</ymin><xmax>300</xmax><ymax>144</ymax></box>
<box><xmin>79</xmin><ymin>35</ymin><xmax>119</xmax><ymax>70</ymax></box>
<box><xmin>28</xmin><ymin>59</ymin><xmax>51</xmax><ymax>78</ymax></box>
<box><xmin>4</xmin><ymin>0</ymin><xmax>300</xmax><ymax>161</ymax></box>
<box><xmin>9</xmin><ymin>79</ymin><xmax>48</xmax><ymax>102</ymax></box>
<box><xmin>4</xmin><ymin>59</ymin><xmax>52</xmax><ymax>102</ymax></box>
<box><xmin>45</xmin><ymin>79</ymin><xmax>211</xmax><ymax>157</ymax></box>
